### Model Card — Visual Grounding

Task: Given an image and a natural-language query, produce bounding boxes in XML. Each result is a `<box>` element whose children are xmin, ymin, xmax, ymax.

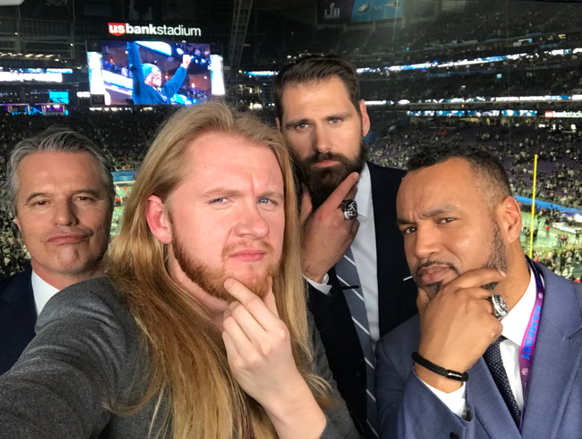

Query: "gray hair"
<box><xmin>8</xmin><ymin>127</ymin><xmax>115</xmax><ymax>214</ymax></box>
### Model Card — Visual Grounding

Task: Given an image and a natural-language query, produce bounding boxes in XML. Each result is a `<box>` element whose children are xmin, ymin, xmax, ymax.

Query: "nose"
<box><xmin>411</xmin><ymin>225</ymin><xmax>441</xmax><ymax>261</ymax></box>
<box><xmin>234</xmin><ymin>203</ymin><xmax>269</xmax><ymax>239</ymax></box>
<box><xmin>312</xmin><ymin>124</ymin><xmax>332</xmax><ymax>154</ymax></box>
<box><xmin>53</xmin><ymin>199</ymin><xmax>78</xmax><ymax>227</ymax></box>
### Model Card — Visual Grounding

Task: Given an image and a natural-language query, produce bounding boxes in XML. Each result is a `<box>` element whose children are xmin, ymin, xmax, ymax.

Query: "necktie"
<box><xmin>483</xmin><ymin>336</ymin><xmax>522</xmax><ymax>428</ymax></box>
<box><xmin>335</xmin><ymin>247</ymin><xmax>378</xmax><ymax>437</ymax></box>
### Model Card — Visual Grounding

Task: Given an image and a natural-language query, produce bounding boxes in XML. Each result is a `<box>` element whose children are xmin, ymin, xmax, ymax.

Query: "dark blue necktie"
<box><xmin>483</xmin><ymin>336</ymin><xmax>522</xmax><ymax>428</ymax></box>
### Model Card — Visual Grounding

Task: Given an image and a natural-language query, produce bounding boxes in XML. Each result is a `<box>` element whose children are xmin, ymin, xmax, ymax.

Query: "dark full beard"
<box><xmin>294</xmin><ymin>140</ymin><xmax>367</xmax><ymax>211</ymax></box>
<box><xmin>172</xmin><ymin>234</ymin><xmax>280</xmax><ymax>302</ymax></box>
<box><xmin>414</xmin><ymin>222</ymin><xmax>508</xmax><ymax>293</ymax></box>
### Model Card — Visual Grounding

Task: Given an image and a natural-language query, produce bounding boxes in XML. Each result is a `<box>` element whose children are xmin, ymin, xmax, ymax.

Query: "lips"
<box><xmin>229</xmin><ymin>249</ymin><xmax>266</xmax><ymax>262</ymax></box>
<box><xmin>47</xmin><ymin>233</ymin><xmax>88</xmax><ymax>244</ymax></box>
<box><xmin>418</xmin><ymin>265</ymin><xmax>452</xmax><ymax>286</ymax></box>
<box><xmin>314</xmin><ymin>160</ymin><xmax>338</xmax><ymax>168</ymax></box>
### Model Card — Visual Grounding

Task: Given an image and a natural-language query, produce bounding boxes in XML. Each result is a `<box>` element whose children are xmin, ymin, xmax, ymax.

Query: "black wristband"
<box><xmin>411</xmin><ymin>352</ymin><xmax>469</xmax><ymax>382</ymax></box>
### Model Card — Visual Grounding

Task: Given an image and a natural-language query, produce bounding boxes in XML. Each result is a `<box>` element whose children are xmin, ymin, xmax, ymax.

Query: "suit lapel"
<box><xmin>520</xmin><ymin>265</ymin><xmax>582</xmax><ymax>439</ymax></box>
<box><xmin>368</xmin><ymin>163</ymin><xmax>416</xmax><ymax>335</ymax></box>
<box><xmin>469</xmin><ymin>358</ymin><xmax>521</xmax><ymax>438</ymax></box>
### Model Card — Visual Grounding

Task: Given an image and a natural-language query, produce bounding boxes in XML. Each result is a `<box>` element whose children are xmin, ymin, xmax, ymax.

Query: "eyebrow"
<box><xmin>397</xmin><ymin>204</ymin><xmax>458</xmax><ymax>225</ymax></box>
<box><xmin>25</xmin><ymin>189</ymin><xmax>103</xmax><ymax>204</ymax></box>
<box><xmin>284</xmin><ymin>111</ymin><xmax>353</xmax><ymax>130</ymax></box>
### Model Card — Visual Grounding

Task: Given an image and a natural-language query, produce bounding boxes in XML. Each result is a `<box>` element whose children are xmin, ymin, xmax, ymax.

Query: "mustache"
<box><xmin>301</xmin><ymin>151</ymin><xmax>355</xmax><ymax>168</ymax></box>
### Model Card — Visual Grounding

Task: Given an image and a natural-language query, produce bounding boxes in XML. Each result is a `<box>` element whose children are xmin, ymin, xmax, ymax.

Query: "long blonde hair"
<box><xmin>106</xmin><ymin>102</ymin><xmax>331</xmax><ymax>438</ymax></box>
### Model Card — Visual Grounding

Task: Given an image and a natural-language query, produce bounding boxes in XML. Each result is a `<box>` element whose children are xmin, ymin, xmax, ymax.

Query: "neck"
<box><xmin>497</xmin><ymin>254</ymin><xmax>531</xmax><ymax>311</ymax></box>
<box><xmin>31</xmin><ymin>263</ymin><xmax>103</xmax><ymax>291</ymax></box>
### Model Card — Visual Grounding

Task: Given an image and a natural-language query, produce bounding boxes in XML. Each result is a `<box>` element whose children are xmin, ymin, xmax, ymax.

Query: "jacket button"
<box><xmin>450</xmin><ymin>434</ymin><xmax>459</xmax><ymax>439</ymax></box>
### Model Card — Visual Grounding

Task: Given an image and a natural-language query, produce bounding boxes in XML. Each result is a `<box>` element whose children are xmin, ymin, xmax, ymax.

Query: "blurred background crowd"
<box><xmin>0</xmin><ymin>0</ymin><xmax>581</xmax><ymax>279</ymax></box>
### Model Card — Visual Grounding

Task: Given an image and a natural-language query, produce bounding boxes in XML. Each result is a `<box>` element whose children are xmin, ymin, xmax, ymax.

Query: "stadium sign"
<box><xmin>108</xmin><ymin>23</ymin><xmax>201</xmax><ymax>37</ymax></box>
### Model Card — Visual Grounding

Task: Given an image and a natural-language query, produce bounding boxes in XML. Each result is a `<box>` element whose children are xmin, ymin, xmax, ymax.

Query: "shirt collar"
<box><xmin>355</xmin><ymin>163</ymin><xmax>372</xmax><ymax>219</ymax></box>
<box><xmin>501</xmin><ymin>269</ymin><xmax>537</xmax><ymax>346</ymax></box>
<box><xmin>31</xmin><ymin>270</ymin><xmax>60</xmax><ymax>316</ymax></box>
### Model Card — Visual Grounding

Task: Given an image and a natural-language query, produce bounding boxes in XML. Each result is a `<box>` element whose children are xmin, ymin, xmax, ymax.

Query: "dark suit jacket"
<box><xmin>376</xmin><ymin>263</ymin><xmax>582</xmax><ymax>439</ymax></box>
<box><xmin>308</xmin><ymin>162</ymin><xmax>418</xmax><ymax>434</ymax></box>
<box><xmin>0</xmin><ymin>267</ymin><xmax>36</xmax><ymax>375</ymax></box>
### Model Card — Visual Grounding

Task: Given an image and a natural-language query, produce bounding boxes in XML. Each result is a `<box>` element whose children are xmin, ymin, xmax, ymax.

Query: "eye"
<box><xmin>210</xmin><ymin>198</ymin><xmax>227</xmax><ymax>203</ymax></box>
<box><xmin>258</xmin><ymin>198</ymin><xmax>278</xmax><ymax>206</ymax></box>
<box><xmin>76</xmin><ymin>196</ymin><xmax>94</xmax><ymax>202</ymax></box>
<box><xmin>33</xmin><ymin>200</ymin><xmax>48</xmax><ymax>207</ymax></box>
<box><xmin>438</xmin><ymin>217</ymin><xmax>455</xmax><ymax>224</ymax></box>
<box><xmin>401</xmin><ymin>226</ymin><xmax>416</xmax><ymax>235</ymax></box>
<box><xmin>295</xmin><ymin>122</ymin><xmax>308</xmax><ymax>130</ymax></box>
<box><xmin>329</xmin><ymin>117</ymin><xmax>341</xmax><ymax>124</ymax></box>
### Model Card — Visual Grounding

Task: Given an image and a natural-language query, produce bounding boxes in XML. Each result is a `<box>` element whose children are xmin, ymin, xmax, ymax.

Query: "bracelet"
<box><xmin>411</xmin><ymin>352</ymin><xmax>469</xmax><ymax>382</ymax></box>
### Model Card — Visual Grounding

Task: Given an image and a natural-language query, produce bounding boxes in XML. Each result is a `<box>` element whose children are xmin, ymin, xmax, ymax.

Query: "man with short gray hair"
<box><xmin>0</xmin><ymin>127</ymin><xmax>114</xmax><ymax>374</ymax></box>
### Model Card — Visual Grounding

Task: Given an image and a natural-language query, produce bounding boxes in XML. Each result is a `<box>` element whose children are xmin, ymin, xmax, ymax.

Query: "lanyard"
<box><xmin>519</xmin><ymin>257</ymin><xmax>545</xmax><ymax>405</ymax></box>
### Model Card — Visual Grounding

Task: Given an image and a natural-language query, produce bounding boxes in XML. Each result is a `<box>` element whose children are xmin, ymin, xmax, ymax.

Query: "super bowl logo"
<box><xmin>108</xmin><ymin>23</ymin><xmax>126</xmax><ymax>36</ymax></box>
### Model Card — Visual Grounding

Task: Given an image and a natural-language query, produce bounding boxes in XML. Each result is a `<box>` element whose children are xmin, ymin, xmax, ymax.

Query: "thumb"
<box><xmin>300</xmin><ymin>187</ymin><xmax>313</xmax><ymax>226</ymax></box>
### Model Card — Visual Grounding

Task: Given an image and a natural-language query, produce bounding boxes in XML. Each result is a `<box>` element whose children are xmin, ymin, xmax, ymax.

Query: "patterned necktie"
<box><xmin>483</xmin><ymin>336</ymin><xmax>522</xmax><ymax>428</ymax></box>
<box><xmin>335</xmin><ymin>247</ymin><xmax>378</xmax><ymax>437</ymax></box>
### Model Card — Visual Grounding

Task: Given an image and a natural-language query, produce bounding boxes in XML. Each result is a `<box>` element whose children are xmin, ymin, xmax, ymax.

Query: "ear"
<box><xmin>146</xmin><ymin>195</ymin><xmax>172</xmax><ymax>244</ymax></box>
<box><xmin>13</xmin><ymin>215</ymin><xmax>21</xmax><ymax>231</ymax></box>
<box><xmin>359</xmin><ymin>100</ymin><xmax>370</xmax><ymax>137</ymax></box>
<box><xmin>275</xmin><ymin>117</ymin><xmax>281</xmax><ymax>131</ymax></box>
<box><xmin>498</xmin><ymin>196</ymin><xmax>522</xmax><ymax>243</ymax></box>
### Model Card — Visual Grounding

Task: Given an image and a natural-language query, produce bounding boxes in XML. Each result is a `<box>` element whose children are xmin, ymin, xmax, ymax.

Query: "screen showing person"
<box><xmin>87</xmin><ymin>40</ymin><xmax>215</xmax><ymax>106</ymax></box>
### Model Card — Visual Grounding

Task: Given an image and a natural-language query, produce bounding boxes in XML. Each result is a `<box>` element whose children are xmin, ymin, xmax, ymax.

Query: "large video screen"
<box><xmin>87</xmin><ymin>40</ymin><xmax>225</xmax><ymax>106</ymax></box>
<box><xmin>319</xmin><ymin>0</ymin><xmax>404</xmax><ymax>24</ymax></box>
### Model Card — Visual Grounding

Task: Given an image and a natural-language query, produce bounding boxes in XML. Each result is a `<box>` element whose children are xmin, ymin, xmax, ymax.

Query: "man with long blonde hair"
<box><xmin>0</xmin><ymin>102</ymin><xmax>359</xmax><ymax>439</ymax></box>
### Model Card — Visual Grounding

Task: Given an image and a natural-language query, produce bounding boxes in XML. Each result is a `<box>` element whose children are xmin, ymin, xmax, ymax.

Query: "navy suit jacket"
<box><xmin>0</xmin><ymin>267</ymin><xmax>36</xmax><ymax>375</ymax></box>
<box><xmin>308</xmin><ymin>162</ymin><xmax>418</xmax><ymax>434</ymax></box>
<box><xmin>376</xmin><ymin>263</ymin><xmax>582</xmax><ymax>439</ymax></box>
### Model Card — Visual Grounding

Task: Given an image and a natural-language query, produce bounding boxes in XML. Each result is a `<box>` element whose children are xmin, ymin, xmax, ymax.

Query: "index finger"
<box><xmin>443</xmin><ymin>268</ymin><xmax>507</xmax><ymax>299</ymax></box>
<box><xmin>319</xmin><ymin>172</ymin><xmax>359</xmax><ymax>213</ymax></box>
<box><xmin>223</xmin><ymin>278</ymin><xmax>280</xmax><ymax>329</ymax></box>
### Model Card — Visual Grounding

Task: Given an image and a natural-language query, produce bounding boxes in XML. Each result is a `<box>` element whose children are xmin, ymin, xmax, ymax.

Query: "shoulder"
<box><xmin>367</xmin><ymin>162</ymin><xmax>406</xmax><ymax>200</ymax></box>
<box><xmin>377</xmin><ymin>314</ymin><xmax>420</xmax><ymax>365</ymax></box>
<box><xmin>367</xmin><ymin>161</ymin><xmax>407</xmax><ymax>182</ymax></box>
<box><xmin>38</xmin><ymin>275</ymin><xmax>134</xmax><ymax>335</ymax></box>
<box><xmin>0</xmin><ymin>267</ymin><xmax>32</xmax><ymax>302</ymax></box>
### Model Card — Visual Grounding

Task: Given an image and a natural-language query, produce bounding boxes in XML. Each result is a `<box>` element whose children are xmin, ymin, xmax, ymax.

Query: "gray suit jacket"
<box><xmin>0</xmin><ymin>276</ymin><xmax>359</xmax><ymax>438</ymax></box>
<box><xmin>375</xmin><ymin>263</ymin><xmax>582</xmax><ymax>439</ymax></box>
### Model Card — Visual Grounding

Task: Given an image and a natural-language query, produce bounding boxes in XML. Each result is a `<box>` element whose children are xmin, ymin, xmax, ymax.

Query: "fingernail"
<box><xmin>498</xmin><ymin>270</ymin><xmax>507</xmax><ymax>277</ymax></box>
<box><xmin>224</xmin><ymin>279</ymin><xmax>234</xmax><ymax>288</ymax></box>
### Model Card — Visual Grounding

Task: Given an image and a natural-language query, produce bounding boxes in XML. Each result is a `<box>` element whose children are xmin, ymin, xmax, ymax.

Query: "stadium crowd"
<box><xmin>0</xmin><ymin>105</ymin><xmax>581</xmax><ymax>280</ymax></box>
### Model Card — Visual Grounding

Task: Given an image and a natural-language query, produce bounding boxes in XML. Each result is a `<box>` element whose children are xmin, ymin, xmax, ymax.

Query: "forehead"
<box><xmin>17</xmin><ymin>151</ymin><xmax>103</xmax><ymax>192</ymax></box>
<box><xmin>181</xmin><ymin>131</ymin><xmax>283</xmax><ymax>188</ymax></box>
<box><xmin>397</xmin><ymin>158</ymin><xmax>487</xmax><ymax>214</ymax></box>
<box><xmin>280</xmin><ymin>76</ymin><xmax>355</xmax><ymax>120</ymax></box>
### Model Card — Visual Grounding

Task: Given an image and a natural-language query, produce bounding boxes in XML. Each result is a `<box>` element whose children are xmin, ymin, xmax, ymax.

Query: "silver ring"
<box><xmin>488</xmin><ymin>294</ymin><xmax>509</xmax><ymax>320</ymax></box>
<box><xmin>339</xmin><ymin>199</ymin><xmax>358</xmax><ymax>220</ymax></box>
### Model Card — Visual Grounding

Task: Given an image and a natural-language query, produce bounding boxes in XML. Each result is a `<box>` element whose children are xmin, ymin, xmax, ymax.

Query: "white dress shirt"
<box><xmin>423</xmin><ymin>270</ymin><xmax>539</xmax><ymax>416</ymax></box>
<box><xmin>306</xmin><ymin>164</ymin><xmax>381</xmax><ymax>344</ymax></box>
<box><xmin>31</xmin><ymin>270</ymin><xmax>60</xmax><ymax>316</ymax></box>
